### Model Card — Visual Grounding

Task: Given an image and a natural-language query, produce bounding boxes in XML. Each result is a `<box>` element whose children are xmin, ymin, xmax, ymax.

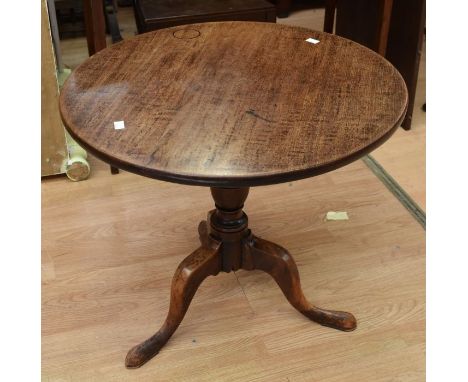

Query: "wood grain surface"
<box><xmin>59</xmin><ymin>21</ymin><xmax>408</xmax><ymax>187</ymax></box>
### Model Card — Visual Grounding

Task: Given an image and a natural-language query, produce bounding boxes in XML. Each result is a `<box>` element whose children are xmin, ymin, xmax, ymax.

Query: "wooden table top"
<box><xmin>60</xmin><ymin>22</ymin><xmax>408</xmax><ymax>187</ymax></box>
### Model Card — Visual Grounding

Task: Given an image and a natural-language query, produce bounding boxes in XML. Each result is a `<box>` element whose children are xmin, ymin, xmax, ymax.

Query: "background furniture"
<box><xmin>82</xmin><ymin>0</ymin><xmax>119</xmax><ymax>174</ymax></box>
<box><xmin>82</xmin><ymin>0</ymin><xmax>106</xmax><ymax>55</ymax></box>
<box><xmin>54</xmin><ymin>0</ymin><xmax>86</xmax><ymax>38</ymax></box>
<box><xmin>333</xmin><ymin>0</ymin><xmax>425</xmax><ymax>130</ymax></box>
<box><xmin>275</xmin><ymin>0</ymin><xmax>326</xmax><ymax>18</ymax></box>
<box><xmin>59</xmin><ymin>22</ymin><xmax>407</xmax><ymax>368</ymax></box>
<box><xmin>133</xmin><ymin>0</ymin><xmax>276</xmax><ymax>33</ymax></box>
<box><xmin>43</xmin><ymin>0</ymin><xmax>92</xmax><ymax>180</ymax></box>
<box><xmin>55</xmin><ymin>0</ymin><xmax>123</xmax><ymax>42</ymax></box>
<box><xmin>275</xmin><ymin>0</ymin><xmax>292</xmax><ymax>17</ymax></box>
<box><xmin>104</xmin><ymin>0</ymin><xmax>124</xmax><ymax>43</ymax></box>
<box><xmin>42</xmin><ymin>0</ymin><xmax>68</xmax><ymax>176</ymax></box>
<box><xmin>324</xmin><ymin>0</ymin><xmax>393</xmax><ymax>56</ymax></box>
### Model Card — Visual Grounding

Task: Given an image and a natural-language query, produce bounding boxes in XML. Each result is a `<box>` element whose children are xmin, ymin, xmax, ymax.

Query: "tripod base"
<box><xmin>125</xmin><ymin>187</ymin><xmax>356</xmax><ymax>369</ymax></box>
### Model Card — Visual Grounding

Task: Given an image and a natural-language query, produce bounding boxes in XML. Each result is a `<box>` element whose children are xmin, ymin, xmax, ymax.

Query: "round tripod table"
<box><xmin>59</xmin><ymin>22</ymin><xmax>408</xmax><ymax>368</ymax></box>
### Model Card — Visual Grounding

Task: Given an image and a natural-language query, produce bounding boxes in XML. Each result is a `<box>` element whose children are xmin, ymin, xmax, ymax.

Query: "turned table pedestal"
<box><xmin>59</xmin><ymin>22</ymin><xmax>408</xmax><ymax>368</ymax></box>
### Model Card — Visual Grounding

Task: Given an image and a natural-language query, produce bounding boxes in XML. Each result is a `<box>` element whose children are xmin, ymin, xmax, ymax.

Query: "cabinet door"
<box><xmin>42</xmin><ymin>0</ymin><xmax>67</xmax><ymax>176</ymax></box>
<box><xmin>335</xmin><ymin>0</ymin><xmax>425</xmax><ymax>130</ymax></box>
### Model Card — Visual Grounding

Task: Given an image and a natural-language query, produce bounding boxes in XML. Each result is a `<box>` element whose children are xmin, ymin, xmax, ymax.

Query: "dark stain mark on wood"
<box><xmin>246</xmin><ymin>109</ymin><xmax>276</xmax><ymax>123</ymax></box>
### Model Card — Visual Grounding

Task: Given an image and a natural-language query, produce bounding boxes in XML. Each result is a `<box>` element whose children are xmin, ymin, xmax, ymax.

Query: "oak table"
<box><xmin>59</xmin><ymin>21</ymin><xmax>408</xmax><ymax>368</ymax></box>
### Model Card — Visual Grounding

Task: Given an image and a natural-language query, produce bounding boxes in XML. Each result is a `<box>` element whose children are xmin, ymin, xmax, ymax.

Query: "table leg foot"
<box><xmin>246</xmin><ymin>235</ymin><xmax>357</xmax><ymax>332</ymax></box>
<box><xmin>125</xmin><ymin>235</ymin><xmax>221</xmax><ymax>368</ymax></box>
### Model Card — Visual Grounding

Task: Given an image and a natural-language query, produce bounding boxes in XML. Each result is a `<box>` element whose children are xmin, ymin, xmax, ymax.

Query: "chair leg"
<box><xmin>375</xmin><ymin>0</ymin><xmax>394</xmax><ymax>55</ymax></box>
<box><xmin>324</xmin><ymin>0</ymin><xmax>337</xmax><ymax>33</ymax></box>
<box><xmin>276</xmin><ymin>0</ymin><xmax>293</xmax><ymax>18</ymax></box>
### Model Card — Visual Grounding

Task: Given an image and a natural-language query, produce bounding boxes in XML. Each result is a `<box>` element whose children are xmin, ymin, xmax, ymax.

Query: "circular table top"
<box><xmin>60</xmin><ymin>22</ymin><xmax>408</xmax><ymax>187</ymax></box>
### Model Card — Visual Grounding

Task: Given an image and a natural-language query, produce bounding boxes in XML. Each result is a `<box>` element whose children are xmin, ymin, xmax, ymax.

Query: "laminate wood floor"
<box><xmin>42</xmin><ymin>157</ymin><xmax>425</xmax><ymax>381</ymax></box>
<box><xmin>372</xmin><ymin>46</ymin><xmax>426</xmax><ymax>210</ymax></box>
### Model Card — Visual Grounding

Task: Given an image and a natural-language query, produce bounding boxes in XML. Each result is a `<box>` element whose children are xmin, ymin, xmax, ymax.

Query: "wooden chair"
<box><xmin>324</xmin><ymin>0</ymin><xmax>393</xmax><ymax>56</ymax></box>
<box><xmin>82</xmin><ymin>0</ymin><xmax>120</xmax><ymax>174</ymax></box>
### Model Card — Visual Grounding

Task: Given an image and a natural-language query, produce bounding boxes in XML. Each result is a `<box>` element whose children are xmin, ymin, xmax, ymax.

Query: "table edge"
<box><xmin>63</xmin><ymin>107</ymin><xmax>407</xmax><ymax>187</ymax></box>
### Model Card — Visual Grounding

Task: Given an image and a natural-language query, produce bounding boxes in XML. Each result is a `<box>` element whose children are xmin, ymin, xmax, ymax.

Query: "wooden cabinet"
<box><xmin>42</xmin><ymin>0</ymin><xmax>91</xmax><ymax>180</ymax></box>
<box><xmin>335</xmin><ymin>0</ymin><xmax>425</xmax><ymax>130</ymax></box>
<box><xmin>42</xmin><ymin>0</ymin><xmax>67</xmax><ymax>176</ymax></box>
